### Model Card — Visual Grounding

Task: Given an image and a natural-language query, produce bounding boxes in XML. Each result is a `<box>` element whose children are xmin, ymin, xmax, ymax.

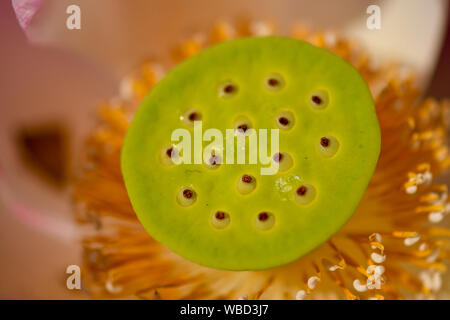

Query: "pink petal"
<box><xmin>11</xmin><ymin>0</ymin><xmax>44</xmax><ymax>32</ymax></box>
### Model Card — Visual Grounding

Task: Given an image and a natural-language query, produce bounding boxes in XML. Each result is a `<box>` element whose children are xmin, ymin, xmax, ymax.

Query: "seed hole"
<box><xmin>233</xmin><ymin>116</ymin><xmax>253</xmax><ymax>136</ymax></box>
<box><xmin>183</xmin><ymin>189</ymin><xmax>193</xmax><ymax>199</ymax></box>
<box><xmin>264</xmin><ymin>74</ymin><xmax>285</xmax><ymax>91</ymax></box>
<box><xmin>205</xmin><ymin>150</ymin><xmax>222</xmax><ymax>169</ymax></box>
<box><xmin>237</xmin><ymin>174</ymin><xmax>257</xmax><ymax>195</ymax></box>
<box><xmin>255</xmin><ymin>212</ymin><xmax>275</xmax><ymax>231</ymax></box>
<box><xmin>309</xmin><ymin>90</ymin><xmax>329</xmax><ymax>110</ymax></box>
<box><xmin>318</xmin><ymin>136</ymin><xmax>339</xmax><ymax>158</ymax></box>
<box><xmin>272</xmin><ymin>152</ymin><xmax>293</xmax><ymax>172</ymax></box>
<box><xmin>273</xmin><ymin>153</ymin><xmax>283</xmax><ymax>162</ymax></box>
<box><xmin>237</xmin><ymin>124</ymin><xmax>248</xmax><ymax>132</ymax></box>
<box><xmin>296</xmin><ymin>186</ymin><xmax>307</xmax><ymax>196</ymax></box>
<box><xmin>294</xmin><ymin>184</ymin><xmax>316</xmax><ymax>205</ymax></box>
<box><xmin>258</xmin><ymin>212</ymin><xmax>269</xmax><ymax>221</ymax></box>
<box><xmin>320</xmin><ymin>137</ymin><xmax>330</xmax><ymax>147</ymax></box>
<box><xmin>177</xmin><ymin>187</ymin><xmax>197</xmax><ymax>207</ymax></box>
<box><xmin>182</xmin><ymin>108</ymin><xmax>202</xmax><ymax>126</ymax></box>
<box><xmin>211</xmin><ymin>211</ymin><xmax>230</xmax><ymax>229</ymax></box>
<box><xmin>219</xmin><ymin>81</ymin><xmax>238</xmax><ymax>98</ymax></box>
<box><xmin>166</xmin><ymin>148</ymin><xmax>174</xmax><ymax>157</ymax></box>
<box><xmin>160</xmin><ymin>146</ymin><xmax>179</xmax><ymax>166</ymax></box>
<box><xmin>276</xmin><ymin>111</ymin><xmax>295</xmax><ymax>130</ymax></box>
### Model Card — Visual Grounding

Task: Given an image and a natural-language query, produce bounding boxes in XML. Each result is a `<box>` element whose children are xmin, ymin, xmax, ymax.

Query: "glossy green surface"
<box><xmin>122</xmin><ymin>36</ymin><xmax>381</xmax><ymax>270</ymax></box>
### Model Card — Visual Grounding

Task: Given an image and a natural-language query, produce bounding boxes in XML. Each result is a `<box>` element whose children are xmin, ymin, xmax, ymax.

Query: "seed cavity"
<box><xmin>255</xmin><ymin>212</ymin><xmax>275</xmax><ymax>231</ymax></box>
<box><xmin>219</xmin><ymin>81</ymin><xmax>238</xmax><ymax>98</ymax></box>
<box><xmin>160</xmin><ymin>146</ymin><xmax>179</xmax><ymax>166</ymax></box>
<box><xmin>294</xmin><ymin>184</ymin><xmax>316</xmax><ymax>205</ymax></box>
<box><xmin>309</xmin><ymin>90</ymin><xmax>329</xmax><ymax>110</ymax></box>
<box><xmin>205</xmin><ymin>150</ymin><xmax>222</xmax><ymax>169</ymax></box>
<box><xmin>233</xmin><ymin>116</ymin><xmax>253</xmax><ymax>136</ymax></box>
<box><xmin>177</xmin><ymin>187</ymin><xmax>197</xmax><ymax>206</ymax></box>
<box><xmin>272</xmin><ymin>152</ymin><xmax>293</xmax><ymax>172</ymax></box>
<box><xmin>318</xmin><ymin>136</ymin><xmax>340</xmax><ymax>158</ymax></box>
<box><xmin>182</xmin><ymin>108</ymin><xmax>202</xmax><ymax>126</ymax></box>
<box><xmin>264</xmin><ymin>74</ymin><xmax>285</xmax><ymax>91</ymax></box>
<box><xmin>211</xmin><ymin>211</ymin><xmax>230</xmax><ymax>229</ymax></box>
<box><xmin>237</xmin><ymin>174</ymin><xmax>257</xmax><ymax>195</ymax></box>
<box><xmin>276</xmin><ymin>111</ymin><xmax>295</xmax><ymax>130</ymax></box>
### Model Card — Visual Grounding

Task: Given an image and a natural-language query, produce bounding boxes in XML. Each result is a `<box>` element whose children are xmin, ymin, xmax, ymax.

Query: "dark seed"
<box><xmin>320</xmin><ymin>137</ymin><xmax>330</xmax><ymax>147</ymax></box>
<box><xmin>183</xmin><ymin>189</ymin><xmax>193</xmax><ymax>199</ymax></box>
<box><xmin>297</xmin><ymin>186</ymin><xmax>307</xmax><ymax>196</ymax></box>
<box><xmin>188</xmin><ymin>112</ymin><xmax>199</xmax><ymax>121</ymax></box>
<box><xmin>268</xmin><ymin>78</ymin><xmax>279</xmax><ymax>86</ymax></box>
<box><xmin>224</xmin><ymin>84</ymin><xmax>235</xmax><ymax>94</ymax></box>
<box><xmin>215</xmin><ymin>211</ymin><xmax>226</xmax><ymax>220</ymax></box>
<box><xmin>237</xmin><ymin>124</ymin><xmax>248</xmax><ymax>132</ymax></box>
<box><xmin>166</xmin><ymin>148</ymin><xmax>173</xmax><ymax>157</ymax></box>
<box><xmin>242</xmin><ymin>174</ymin><xmax>253</xmax><ymax>183</ymax></box>
<box><xmin>209</xmin><ymin>156</ymin><xmax>219</xmax><ymax>165</ymax></box>
<box><xmin>278</xmin><ymin>117</ymin><xmax>289</xmax><ymax>126</ymax></box>
<box><xmin>273</xmin><ymin>153</ymin><xmax>283</xmax><ymax>162</ymax></box>
<box><xmin>312</xmin><ymin>95</ymin><xmax>322</xmax><ymax>105</ymax></box>
<box><xmin>258</xmin><ymin>212</ymin><xmax>269</xmax><ymax>221</ymax></box>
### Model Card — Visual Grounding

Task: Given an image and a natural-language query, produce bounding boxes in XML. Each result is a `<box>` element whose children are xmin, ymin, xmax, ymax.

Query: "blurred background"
<box><xmin>0</xmin><ymin>0</ymin><xmax>449</xmax><ymax>299</ymax></box>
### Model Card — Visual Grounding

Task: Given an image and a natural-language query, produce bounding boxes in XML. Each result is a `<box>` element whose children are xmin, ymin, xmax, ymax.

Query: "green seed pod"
<box><xmin>121</xmin><ymin>36</ymin><xmax>381</xmax><ymax>270</ymax></box>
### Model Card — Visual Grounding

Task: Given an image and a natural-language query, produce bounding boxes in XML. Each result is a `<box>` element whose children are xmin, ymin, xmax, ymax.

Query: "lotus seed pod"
<box><xmin>121</xmin><ymin>36</ymin><xmax>381</xmax><ymax>270</ymax></box>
